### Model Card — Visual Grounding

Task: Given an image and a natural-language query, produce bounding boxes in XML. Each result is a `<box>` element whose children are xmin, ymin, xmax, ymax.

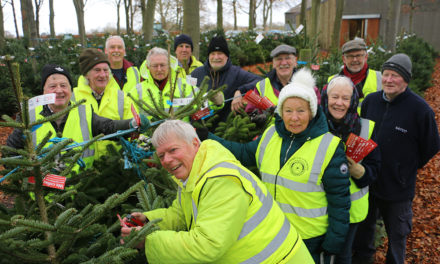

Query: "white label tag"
<box><xmin>186</xmin><ymin>76</ymin><xmax>197</xmax><ymax>86</ymax></box>
<box><xmin>295</xmin><ymin>24</ymin><xmax>304</xmax><ymax>34</ymax></box>
<box><xmin>255</xmin><ymin>33</ymin><xmax>264</xmax><ymax>44</ymax></box>
<box><xmin>28</xmin><ymin>93</ymin><xmax>56</xmax><ymax>110</ymax></box>
<box><xmin>172</xmin><ymin>98</ymin><xmax>193</xmax><ymax>106</ymax></box>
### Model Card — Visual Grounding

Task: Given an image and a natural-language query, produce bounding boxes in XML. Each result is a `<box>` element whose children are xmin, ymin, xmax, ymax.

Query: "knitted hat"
<box><xmin>270</xmin><ymin>44</ymin><xmax>297</xmax><ymax>58</ymax></box>
<box><xmin>41</xmin><ymin>64</ymin><xmax>73</xmax><ymax>90</ymax></box>
<box><xmin>79</xmin><ymin>48</ymin><xmax>110</xmax><ymax>76</ymax></box>
<box><xmin>342</xmin><ymin>38</ymin><xmax>367</xmax><ymax>54</ymax></box>
<box><xmin>382</xmin><ymin>53</ymin><xmax>412</xmax><ymax>83</ymax></box>
<box><xmin>276</xmin><ymin>68</ymin><xmax>317</xmax><ymax>118</ymax></box>
<box><xmin>208</xmin><ymin>35</ymin><xmax>229</xmax><ymax>57</ymax></box>
<box><xmin>174</xmin><ymin>34</ymin><xmax>193</xmax><ymax>51</ymax></box>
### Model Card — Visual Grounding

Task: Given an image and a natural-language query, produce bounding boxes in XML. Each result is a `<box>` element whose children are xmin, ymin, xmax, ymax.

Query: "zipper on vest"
<box><xmin>284</xmin><ymin>134</ymin><xmax>295</xmax><ymax>164</ymax></box>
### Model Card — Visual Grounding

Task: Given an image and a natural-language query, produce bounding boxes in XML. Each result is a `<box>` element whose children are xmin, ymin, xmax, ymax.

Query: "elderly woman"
<box><xmin>321</xmin><ymin>76</ymin><xmax>381</xmax><ymax>264</ymax></box>
<box><xmin>199</xmin><ymin>68</ymin><xmax>351</xmax><ymax>262</ymax></box>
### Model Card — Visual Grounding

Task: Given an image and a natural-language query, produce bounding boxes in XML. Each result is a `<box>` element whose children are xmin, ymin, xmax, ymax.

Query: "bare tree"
<box><xmin>385</xmin><ymin>0</ymin><xmax>401</xmax><ymax>52</ymax></box>
<box><xmin>232</xmin><ymin>0</ymin><xmax>237</xmax><ymax>30</ymax></box>
<box><xmin>331</xmin><ymin>0</ymin><xmax>344</xmax><ymax>50</ymax></box>
<box><xmin>248</xmin><ymin>0</ymin><xmax>255</xmax><ymax>30</ymax></box>
<box><xmin>216</xmin><ymin>0</ymin><xmax>222</xmax><ymax>31</ymax></box>
<box><xmin>8</xmin><ymin>0</ymin><xmax>20</xmax><ymax>39</ymax></box>
<box><xmin>0</xmin><ymin>0</ymin><xmax>5</xmax><ymax>49</ymax></box>
<box><xmin>20</xmin><ymin>0</ymin><xmax>38</xmax><ymax>46</ymax></box>
<box><xmin>310</xmin><ymin>0</ymin><xmax>320</xmax><ymax>38</ymax></box>
<box><xmin>140</xmin><ymin>0</ymin><xmax>156</xmax><ymax>42</ymax></box>
<box><xmin>183</xmin><ymin>0</ymin><xmax>199</xmax><ymax>57</ymax></box>
<box><xmin>72</xmin><ymin>0</ymin><xmax>87</xmax><ymax>46</ymax></box>
<box><xmin>49</xmin><ymin>0</ymin><xmax>55</xmax><ymax>37</ymax></box>
<box><xmin>300</xmin><ymin>0</ymin><xmax>306</xmax><ymax>27</ymax></box>
<box><xmin>113</xmin><ymin>0</ymin><xmax>122</xmax><ymax>34</ymax></box>
<box><xmin>262</xmin><ymin>0</ymin><xmax>272</xmax><ymax>30</ymax></box>
<box><xmin>124</xmin><ymin>0</ymin><xmax>131</xmax><ymax>34</ymax></box>
<box><xmin>33</xmin><ymin>0</ymin><xmax>43</xmax><ymax>37</ymax></box>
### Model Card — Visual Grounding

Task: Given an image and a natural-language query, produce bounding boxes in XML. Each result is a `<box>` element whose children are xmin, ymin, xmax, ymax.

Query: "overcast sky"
<box><xmin>2</xmin><ymin>1</ymin><xmax>298</xmax><ymax>37</ymax></box>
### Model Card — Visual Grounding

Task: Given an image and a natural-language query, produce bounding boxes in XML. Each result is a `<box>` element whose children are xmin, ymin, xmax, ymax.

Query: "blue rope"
<box><xmin>119</xmin><ymin>137</ymin><xmax>154</xmax><ymax>185</ymax></box>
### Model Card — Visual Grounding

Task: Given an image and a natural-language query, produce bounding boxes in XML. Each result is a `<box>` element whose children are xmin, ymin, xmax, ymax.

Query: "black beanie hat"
<box><xmin>174</xmin><ymin>34</ymin><xmax>193</xmax><ymax>51</ymax></box>
<box><xmin>208</xmin><ymin>35</ymin><xmax>229</xmax><ymax>57</ymax></box>
<box><xmin>382</xmin><ymin>53</ymin><xmax>412</xmax><ymax>83</ymax></box>
<box><xmin>41</xmin><ymin>64</ymin><xmax>73</xmax><ymax>90</ymax></box>
<box><xmin>79</xmin><ymin>48</ymin><xmax>110</xmax><ymax>76</ymax></box>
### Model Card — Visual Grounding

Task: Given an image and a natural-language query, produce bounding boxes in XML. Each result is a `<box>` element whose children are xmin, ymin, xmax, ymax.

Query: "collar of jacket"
<box><xmin>173</xmin><ymin>139</ymin><xmax>239</xmax><ymax>192</ymax></box>
<box><xmin>122</xmin><ymin>58</ymin><xmax>134</xmax><ymax>71</ymax></box>
<box><xmin>381</xmin><ymin>86</ymin><xmax>410</xmax><ymax>104</ymax></box>
<box><xmin>274</xmin><ymin>106</ymin><xmax>329</xmax><ymax>143</ymax></box>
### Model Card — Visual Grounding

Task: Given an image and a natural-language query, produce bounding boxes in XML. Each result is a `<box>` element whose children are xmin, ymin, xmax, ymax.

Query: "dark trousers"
<box><xmin>353</xmin><ymin>195</ymin><xmax>413</xmax><ymax>264</ymax></box>
<box><xmin>336</xmin><ymin>222</ymin><xmax>359</xmax><ymax>264</ymax></box>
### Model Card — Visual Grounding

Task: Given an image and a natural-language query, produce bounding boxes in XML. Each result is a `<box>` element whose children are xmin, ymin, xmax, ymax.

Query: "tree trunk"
<box><xmin>216</xmin><ymin>0</ymin><xmax>223</xmax><ymax>31</ymax></box>
<box><xmin>130</xmin><ymin>0</ymin><xmax>134</xmax><ymax>34</ymax></box>
<box><xmin>49</xmin><ymin>0</ymin><xmax>55</xmax><ymax>38</ymax></box>
<box><xmin>331</xmin><ymin>0</ymin><xmax>344</xmax><ymax>51</ymax></box>
<box><xmin>124</xmin><ymin>0</ymin><xmax>131</xmax><ymax>34</ymax></box>
<box><xmin>233</xmin><ymin>0</ymin><xmax>237</xmax><ymax>30</ymax></box>
<box><xmin>34</xmin><ymin>0</ymin><xmax>42</xmax><ymax>37</ymax></box>
<box><xmin>310</xmin><ymin>0</ymin><xmax>320</xmax><ymax>37</ymax></box>
<box><xmin>141</xmin><ymin>0</ymin><xmax>156</xmax><ymax>42</ymax></box>
<box><xmin>183</xmin><ymin>0</ymin><xmax>200</xmax><ymax>58</ymax></box>
<box><xmin>248</xmin><ymin>0</ymin><xmax>254</xmax><ymax>30</ymax></box>
<box><xmin>385</xmin><ymin>0</ymin><xmax>401</xmax><ymax>52</ymax></box>
<box><xmin>20</xmin><ymin>0</ymin><xmax>38</xmax><ymax>47</ymax></box>
<box><xmin>72</xmin><ymin>0</ymin><xmax>86</xmax><ymax>47</ymax></box>
<box><xmin>0</xmin><ymin>0</ymin><xmax>5</xmax><ymax>49</ymax></box>
<box><xmin>116</xmin><ymin>0</ymin><xmax>121</xmax><ymax>35</ymax></box>
<box><xmin>262</xmin><ymin>0</ymin><xmax>268</xmax><ymax>30</ymax></box>
<box><xmin>11</xmin><ymin>0</ymin><xmax>20</xmax><ymax>39</ymax></box>
<box><xmin>300</xmin><ymin>0</ymin><xmax>306</xmax><ymax>27</ymax></box>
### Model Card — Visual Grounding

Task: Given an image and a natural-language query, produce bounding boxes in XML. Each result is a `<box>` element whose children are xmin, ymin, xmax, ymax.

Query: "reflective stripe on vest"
<box><xmin>188</xmin><ymin>161</ymin><xmax>292</xmax><ymax>263</ymax></box>
<box><xmin>375</xmin><ymin>71</ymin><xmax>382</xmax><ymax>91</ymax></box>
<box><xmin>117</xmin><ymin>90</ymin><xmax>124</xmax><ymax>120</ymax></box>
<box><xmin>131</xmin><ymin>66</ymin><xmax>140</xmax><ymax>85</ymax></box>
<box><xmin>359</xmin><ymin>118</ymin><xmax>370</xmax><ymax>139</ymax></box>
<box><xmin>136</xmin><ymin>83</ymin><xmax>143</xmax><ymax>101</ymax></box>
<box><xmin>258</xmin><ymin>79</ymin><xmax>266</xmax><ymax>97</ymax></box>
<box><xmin>29</xmin><ymin>108</ymin><xmax>37</xmax><ymax>147</ymax></box>
<box><xmin>257</xmin><ymin>126</ymin><xmax>276</xmax><ymax>167</ymax></box>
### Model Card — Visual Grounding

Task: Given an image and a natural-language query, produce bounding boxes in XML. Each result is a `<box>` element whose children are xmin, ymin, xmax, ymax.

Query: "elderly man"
<box><xmin>105</xmin><ymin>35</ymin><xmax>140</xmax><ymax>93</ymax></box>
<box><xmin>72</xmin><ymin>48</ymin><xmax>135</xmax><ymax>158</ymax></box>
<box><xmin>328</xmin><ymin>38</ymin><xmax>382</xmax><ymax>109</ymax></box>
<box><xmin>6</xmin><ymin>64</ymin><xmax>148</xmax><ymax>172</ymax></box>
<box><xmin>130</xmin><ymin>47</ymin><xmax>223</xmax><ymax>118</ymax></box>
<box><xmin>191</xmin><ymin>35</ymin><xmax>262</xmax><ymax>123</ymax></box>
<box><xmin>174</xmin><ymin>34</ymin><xmax>203</xmax><ymax>75</ymax></box>
<box><xmin>352</xmin><ymin>54</ymin><xmax>440</xmax><ymax>264</ymax></box>
<box><xmin>120</xmin><ymin>120</ymin><xmax>313</xmax><ymax>263</ymax></box>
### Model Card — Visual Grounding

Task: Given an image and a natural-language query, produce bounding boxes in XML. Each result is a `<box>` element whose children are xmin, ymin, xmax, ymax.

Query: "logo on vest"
<box><xmin>289</xmin><ymin>157</ymin><xmax>308</xmax><ymax>176</ymax></box>
<box><xmin>340</xmin><ymin>163</ymin><xmax>349</xmax><ymax>174</ymax></box>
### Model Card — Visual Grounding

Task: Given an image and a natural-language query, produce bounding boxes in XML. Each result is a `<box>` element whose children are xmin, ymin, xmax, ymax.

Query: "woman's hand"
<box><xmin>347</xmin><ymin>156</ymin><xmax>365</xmax><ymax>179</ymax></box>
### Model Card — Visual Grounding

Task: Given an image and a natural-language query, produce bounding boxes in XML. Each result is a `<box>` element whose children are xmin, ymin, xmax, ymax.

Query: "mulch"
<box><xmin>1</xmin><ymin>59</ymin><xmax>440</xmax><ymax>263</ymax></box>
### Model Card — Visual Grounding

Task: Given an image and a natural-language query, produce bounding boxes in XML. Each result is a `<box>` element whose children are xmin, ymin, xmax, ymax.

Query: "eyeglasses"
<box><xmin>344</xmin><ymin>53</ymin><xmax>366</xmax><ymax>60</ymax></box>
<box><xmin>150</xmin><ymin>64</ymin><xmax>168</xmax><ymax>69</ymax></box>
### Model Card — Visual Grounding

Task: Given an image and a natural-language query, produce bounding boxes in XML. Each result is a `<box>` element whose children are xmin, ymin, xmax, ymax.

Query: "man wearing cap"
<box><xmin>105</xmin><ymin>35</ymin><xmax>140</xmax><ymax>93</ymax></box>
<box><xmin>352</xmin><ymin>54</ymin><xmax>440</xmax><ymax>264</ymax></box>
<box><xmin>328</xmin><ymin>38</ymin><xmax>382</xmax><ymax>110</ymax></box>
<box><xmin>72</xmin><ymin>48</ymin><xmax>135</xmax><ymax>159</ymax></box>
<box><xmin>6</xmin><ymin>64</ymin><xmax>149</xmax><ymax>172</ymax></box>
<box><xmin>174</xmin><ymin>34</ymin><xmax>203</xmax><ymax>75</ymax></box>
<box><xmin>191</xmin><ymin>35</ymin><xmax>262</xmax><ymax>123</ymax></box>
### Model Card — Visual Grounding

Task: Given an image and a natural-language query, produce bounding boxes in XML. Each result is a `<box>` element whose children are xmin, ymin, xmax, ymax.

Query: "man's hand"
<box><xmin>130</xmin><ymin>114</ymin><xmax>151</xmax><ymax>133</ymax></box>
<box><xmin>209</xmin><ymin>91</ymin><xmax>224</xmax><ymax>106</ymax></box>
<box><xmin>120</xmin><ymin>212</ymin><xmax>147</xmax><ymax>249</ymax></box>
<box><xmin>347</xmin><ymin>156</ymin><xmax>365</xmax><ymax>179</ymax></box>
<box><xmin>231</xmin><ymin>90</ymin><xmax>244</xmax><ymax>113</ymax></box>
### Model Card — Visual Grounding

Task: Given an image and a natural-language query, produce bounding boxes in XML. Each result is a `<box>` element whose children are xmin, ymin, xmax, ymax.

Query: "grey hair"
<box><xmin>105</xmin><ymin>35</ymin><xmax>125</xmax><ymax>50</ymax></box>
<box><xmin>151</xmin><ymin>120</ymin><xmax>200</xmax><ymax>148</ymax></box>
<box><xmin>327</xmin><ymin>75</ymin><xmax>354</xmax><ymax>94</ymax></box>
<box><xmin>146</xmin><ymin>47</ymin><xmax>169</xmax><ymax>67</ymax></box>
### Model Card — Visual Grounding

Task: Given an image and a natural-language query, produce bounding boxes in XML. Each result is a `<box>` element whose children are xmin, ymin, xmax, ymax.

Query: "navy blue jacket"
<box><xmin>191</xmin><ymin>59</ymin><xmax>262</xmax><ymax>121</ymax></box>
<box><xmin>361</xmin><ymin>88</ymin><xmax>440</xmax><ymax>201</ymax></box>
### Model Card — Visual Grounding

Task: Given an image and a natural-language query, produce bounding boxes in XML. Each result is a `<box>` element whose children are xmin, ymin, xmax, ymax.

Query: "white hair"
<box><xmin>105</xmin><ymin>35</ymin><xmax>125</xmax><ymax>50</ymax></box>
<box><xmin>151</xmin><ymin>120</ymin><xmax>200</xmax><ymax>148</ymax></box>
<box><xmin>327</xmin><ymin>75</ymin><xmax>354</xmax><ymax>94</ymax></box>
<box><xmin>146</xmin><ymin>47</ymin><xmax>169</xmax><ymax>67</ymax></box>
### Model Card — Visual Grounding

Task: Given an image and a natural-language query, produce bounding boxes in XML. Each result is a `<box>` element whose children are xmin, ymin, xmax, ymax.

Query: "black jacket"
<box><xmin>191</xmin><ymin>59</ymin><xmax>262</xmax><ymax>121</ymax></box>
<box><xmin>361</xmin><ymin>88</ymin><xmax>440</xmax><ymax>201</ymax></box>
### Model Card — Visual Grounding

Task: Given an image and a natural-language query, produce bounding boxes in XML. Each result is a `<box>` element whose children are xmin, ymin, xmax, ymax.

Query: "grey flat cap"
<box><xmin>342</xmin><ymin>39</ymin><xmax>367</xmax><ymax>54</ymax></box>
<box><xmin>270</xmin><ymin>44</ymin><xmax>297</xmax><ymax>58</ymax></box>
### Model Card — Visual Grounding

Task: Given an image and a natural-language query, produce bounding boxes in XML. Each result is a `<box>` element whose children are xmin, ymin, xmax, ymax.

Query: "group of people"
<box><xmin>6</xmin><ymin>34</ymin><xmax>440</xmax><ymax>264</ymax></box>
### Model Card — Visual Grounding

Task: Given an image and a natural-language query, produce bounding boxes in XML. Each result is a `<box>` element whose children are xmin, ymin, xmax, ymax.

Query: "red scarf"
<box><xmin>154</xmin><ymin>78</ymin><xmax>168</xmax><ymax>91</ymax></box>
<box><xmin>343</xmin><ymin>63</ymin><xmax>368</xmax><ymax>85</ymax></box>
